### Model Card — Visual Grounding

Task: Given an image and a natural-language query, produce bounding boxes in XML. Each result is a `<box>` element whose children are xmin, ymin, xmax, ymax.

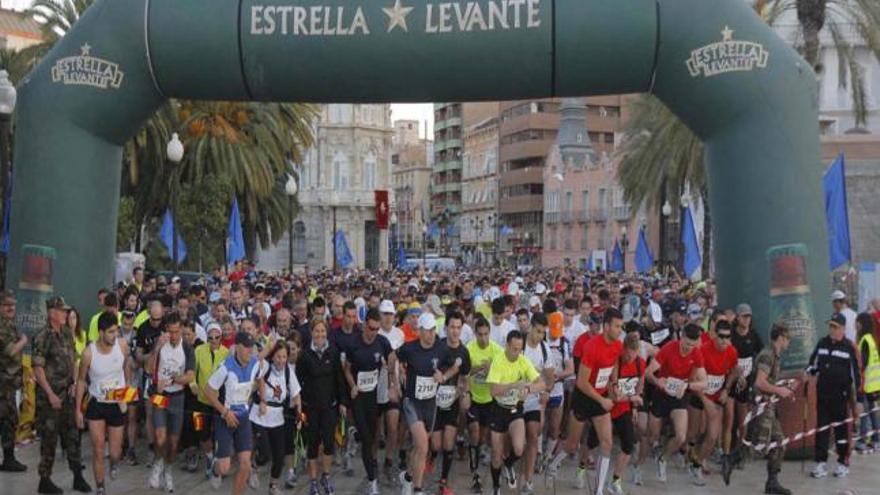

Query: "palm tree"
<box><xmin>615</xmin><ymin>0</ymin><xmax>880</xmax><ymax>277</ymax></box>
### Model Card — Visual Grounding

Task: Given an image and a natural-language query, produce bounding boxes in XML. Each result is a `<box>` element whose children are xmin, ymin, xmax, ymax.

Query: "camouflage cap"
<box><xmin>46</xmin><ymin>296</ymin><xmax>71</xmax><ymax>310</ymax></box>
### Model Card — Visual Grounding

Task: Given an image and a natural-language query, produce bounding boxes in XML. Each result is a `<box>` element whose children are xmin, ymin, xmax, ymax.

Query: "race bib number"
<box><xmin>664</xmin><ymin>377</ymin><xmax>687</xmax><ymax>397</ymax></box>
<box><xmin>99</xmin><ymin>379</ymin><xmax>121</xmax><ymax>397</ymax></box>
<box><xmin>498</xmin><ymin>387</ymin><xmax>520</xmax><ymax>407</ymax></box>
<box><xmin>594</xmin><ymin>367</ymin><xmax>613</xmax><ymax>390</ymax></box>
<box><xmin>473</xmin><ymin>365</ymin><xmax>489</xmax><ymax>384</ymax></box>
<box><xmin>436</xmin><ymin>385</ymin><xmax>458</xmax><ymax>409</ymax></box>
<box><xmin>415</xmin><ymin>376</ymin><xmax>438</xmax><ymax>400</ymax></box>
<box><xmin>228</xmin><ymin>381</ymin><xmax>252</xmax><ymax>407</ymax></box>
<box><xmin>357</xmin><ymin>370</ymin><xmax>379</xmax><ymax>393</ymax></box>
<box><xmin>617</xmin><ymin>377</ymin><xmax>638</xmax><ymax>398</ymax></box>
<box><xmin>651</xmin><ymin>329</ymin><xmax>670</xmax><ymax>346</ymax></box>
<box><xmin>706</xmin><ymin>375</ymin><xmax>725</xmax><ymax>395</ymax></box>
<box><xmin>737</xmin><ymin>358</ymin><xmax>753</xmax><ymax>376</ymax></box>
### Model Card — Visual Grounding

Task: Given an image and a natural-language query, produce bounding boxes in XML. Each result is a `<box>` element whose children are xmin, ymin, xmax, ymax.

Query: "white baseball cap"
<box><xmin>379</xmin><ymin>300</ymin><xmax>396</xmax><ymax>314</ymax></box>
<box><xmin>418</xmin><ymin>312</ymin><xmax>437</xmax><ymax>331</ymax></box>
<box><xmin>528</xmin><ymin>295</ymin><xmax>541</xmax><ymax>308</ymax></box>
<box><xmin>534</xmin><ymin>283</ymin><xmax>547</xmax><ymax>295</ymax></box>
<box><xmin>831</xmin><ymin>290</ymin><xmax>846</xmax><ymax>301</ymax></box>
<box><xmin>515</xmin><ymin>276</ymin><xmax>524</xmax><ymax>284</ymax></box>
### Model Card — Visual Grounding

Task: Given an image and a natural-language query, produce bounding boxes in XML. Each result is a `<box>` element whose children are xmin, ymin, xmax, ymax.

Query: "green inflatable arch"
<box><xmin>9</xmin><ymin>0</ymin><xmax>829</xmax><ymax>368</ymax></box>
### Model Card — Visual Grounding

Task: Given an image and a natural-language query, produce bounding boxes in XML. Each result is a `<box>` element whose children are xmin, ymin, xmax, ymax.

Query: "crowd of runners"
<box><xmin>1</xmin><ymin>263</ymin><xmax>879</xmax><ymax>495</ymax></box>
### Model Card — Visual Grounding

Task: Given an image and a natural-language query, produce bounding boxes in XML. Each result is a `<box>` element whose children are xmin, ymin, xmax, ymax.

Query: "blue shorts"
<box><xmin>214</xmin><ymin>413</ymin><xmax>253</xmax><ymax>458</ymax></box>
<box><xmin>547</xmin><ymin>395</ymin><xmax>564</xmax><ymax>409</ymax></box>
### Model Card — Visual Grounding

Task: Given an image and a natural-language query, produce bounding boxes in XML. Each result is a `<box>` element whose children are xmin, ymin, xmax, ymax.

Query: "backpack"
<box><xmin>256</xmin><ymin>362</ymin><xmax>291</xmax><ymax>407</ymax></box>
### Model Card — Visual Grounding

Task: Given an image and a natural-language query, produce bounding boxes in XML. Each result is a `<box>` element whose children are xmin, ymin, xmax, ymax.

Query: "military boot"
<box><xmin>72</xmin><ymin>464</ymin><xmax>92</xmax><ymax>493</ymax></box>
<box><xmin>764</xmin><ymin>474</ymin><xmax>792</xmax><ymax>495</ymax></box>
<box><xmin>0</xmin><ymin>448</ymin><xmax>27</xmax><ymax>472</ymax></box>
<box><xmin>38</xmin><ymin>476</ymin><xmax>63</xmax><ymax>494</ymax></box>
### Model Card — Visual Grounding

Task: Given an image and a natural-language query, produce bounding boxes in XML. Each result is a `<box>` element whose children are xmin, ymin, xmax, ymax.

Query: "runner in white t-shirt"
<box><xmin>490</xmin><ymin>298</ymin><xmax>516</xmax><ymax>347</ymax></box>
<box><xmin>376</xmin><ymin>300</ymin><xmax>405</xmax><ymax>482</ymax></box>
<box><xmin>521</xmin><ymin>314</ymin><xmax>555</xmax><ymax>493</ymax></box>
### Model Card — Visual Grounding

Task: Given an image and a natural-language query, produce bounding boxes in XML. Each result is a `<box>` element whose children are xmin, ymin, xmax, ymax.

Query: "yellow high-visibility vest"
<box><xmin>859</xmin><ymin>333</ymin><xmax>880</xmax><ymax>394</ymax></box>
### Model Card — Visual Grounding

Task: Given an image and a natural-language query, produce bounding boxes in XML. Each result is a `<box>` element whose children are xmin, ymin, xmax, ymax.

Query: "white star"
<box><xmin>383</xmin><ymin>0</ymin><xmax>414</xmax><ymax>33</ymax></box>
<box><xmin>721</xmin><ymin>26</ymin><xmax>734</xmax><ymax>41</ymax></box>
<box><xmin>80</xmin><ymin>43</ymin><xmax>91</xmax><ymax>56</ymax></box>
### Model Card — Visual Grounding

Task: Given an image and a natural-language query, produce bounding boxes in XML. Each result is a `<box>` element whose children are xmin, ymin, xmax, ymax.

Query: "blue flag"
<box><xmin>227</xmin><ymin>197</ymin><xmax>246</xmax><ymax>266</ymax></box>
<box><xmin>0</xmin><ymin>168</ymin><xmax>11</xmax><ymax>254</ymax></box>
<box><xmin>610</xmin><ymin>240</ymin><xmax>623</xmax><ymax>272</ymax></box>
<box><xmin>635</xmin><ymin>228</ymin><xmax>654</xmax><ymax>273</ymax></box>
<box><xmin>334</xmin><ymin>229</ymin><xmax>354</xmax><ymax>268</ymax></box>
<box><xmin>159</xmin><ymin>208</ymin><xmax>187</xmax><ymax>263</ymax></box>
<box><xmin>823</xmin><ymin>153</ymin><xmax>851</xmax><ymax>270</ymax></box>
<box><xmin>682</xmin><ymin>206</ymin><xmax>701</xmax><ymax>278</ymax></box>
<box><xmin>429</xmin><ymin>222</ymin><xmax>440</xmax><ymax>239</ymax></box>
<box><xmin>500</xmin><ymin>225</ymin><xmax>513</xmax><ymax>236</ymax></box>
<box><xmin>397</xmin><ymin>241</ymin><xmax>407</xmax><ymax>269</ymax></box>
<box><xmin>586</xmin><ymin>250</ymin><xmax>593</xmax><ymax>271</ymax></box>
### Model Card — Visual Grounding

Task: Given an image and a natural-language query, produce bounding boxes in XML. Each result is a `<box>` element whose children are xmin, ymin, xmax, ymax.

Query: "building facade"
<box><xmin>0</xmin><ymin>8</ymin><xmax>42</xmax><ymax>51</ymax></box>
<box><xmin>258</xmin><ymin>104</ymin><xmax>393</xmax><ymax>271</ymax></box>
<box><xmin>391</xmin><ymin>120</ymin><xmax>433</xmax><ymax>253</ymax></box>
<box><xmin>461</xmin><ymin>112</ymin><xmax>499</xmax><ymax>267</ymax></box>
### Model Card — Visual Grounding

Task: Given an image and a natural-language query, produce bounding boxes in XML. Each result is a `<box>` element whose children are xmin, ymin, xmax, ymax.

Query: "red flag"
<box><xmin>375</xmin><ymin>190</ymin><xmax>389</xmax><ymax>229</ymax></box>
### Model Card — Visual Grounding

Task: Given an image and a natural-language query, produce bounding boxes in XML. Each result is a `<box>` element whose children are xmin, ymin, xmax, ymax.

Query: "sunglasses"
<box><xmin>208</xmin><ymin>336</ymin><xmax>222</xmax><ymax>341</ymax></box>
<box><xmin>717</xmin><ymin>334</ymin><xmax>732</xmax><ymax>340</ymax></box>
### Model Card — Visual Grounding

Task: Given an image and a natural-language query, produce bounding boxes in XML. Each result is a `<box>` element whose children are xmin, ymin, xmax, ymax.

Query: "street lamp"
<box><xmin>0</xmin><ymin>70</ymin><xmax>16</xmax><ymax>289</ymax></box>
<box><xmin>421</xmin><ymin>223</ymin><xmax>428</xmax><ymax>268</ymax></box>
<box><xmin>391</xmin><ymin>212</ymin><xmax>399</xmax><ymax>267</ymax></box>
<box><xmin>166</xmin><ymin>133</ymin><xmax>184</xmax><ymax>273</ymax></box>
<box><xmin>620</xmin><ymin>225</ymin><xmax>629</xmax><ymax>273</ymax></box>
<box><xmin>661</xmin><ymin>200</ymin><xmax>672</xmax><ymax>217</ymax></box>
<box><xmin>284</xmin><ymin>173</ymin><xmax>297</xmax><ymax>274</ymax></box>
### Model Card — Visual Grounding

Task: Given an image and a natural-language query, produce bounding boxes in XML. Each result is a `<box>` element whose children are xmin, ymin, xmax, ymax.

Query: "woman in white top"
<box><xmin>75</xmin><ymin>312</ymin><xmax>131</xmax><ymax>495</ymax></box>
<box><xmin>252</xmin><ymin>340</ymin><xmax>302</xmax><ymax>495</ymax></box>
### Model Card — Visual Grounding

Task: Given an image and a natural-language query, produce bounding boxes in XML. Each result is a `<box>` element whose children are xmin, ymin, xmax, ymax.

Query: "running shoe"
<box><xmin>321</xmin><ymin>473</ymin><xmax>336</xmax><ymax>495</ymax></box>
<box><xmin>368</xmin><ymin>479</ymin><xmax>380</xmax><ymax>495</ymax></box>
<box><xmin>399</xmin><ymin>471</ymin><xmax>412</xmax><ymax>495</ymax></box>
<box><xmin>833</xmin><ymin>463</ymin><xmax>849</xmax><ymax>478</ymax></box>
<box><xmin>520</xmin><ymin>480</ymin><xmax>534</xmax><ymax>494</ymax></box>
<box><xmin>285</xmin><ymin>467</ymin><xmax>298</xmax><ymax>488</ymax></box>
<box><xmin>209</xmin><ymin>465</ymin><xmax>222</xmax><ymax>490</ymax></box>
<box><xmin>185</xmin><ymin>451</ymin><xmax>199</xmax><ymax>473</ymax></box>
<box><xmin>249</xmin><ymin>467</ymin><xmax>260</xmax><ymax>489</ymax></box>
<box><xmin>606</xmin><ymin>478</ymin><xmax>625</xmax><ymax>495</ymax></box>
<box><xmin>657</xmin><ymin>457</ymin><xmax>668</xmax><ymax>483</ymax></box>
<box><xmin>630</xmin><ymin>465</ymin><xmax>643</xmax><ymax>486</ymax></box>
<box><xmin>109</xmin><ymin>462</ymin><xmax>118</xmax><ymax>481</ymax></box>
<box><xmin>504</xmin><ymin>464</ymin><xmax>517</xmax><ymax>489</ymax></box>
<box><xmin>809</xmin><ymin>462</ymin><xmax>827</xmax><ymax>479</ymax></box>
<box><xmin>269</xmin><ymin>483</ymin><xmax>282</xmax><ymax>495</ymax></box>
<box><xmin>309</xmin><ymin>480</ymin><xmax>321</xmax><ymax>495</ymax></box>
<box><xmin>149</xmin><ymin>459</ymin><xmax>164</xmax><ymax>490</ymax></box>
<box><xmin>125</xmin><ymin>447</ymin><xmax>138</xmax><ymax>466</ymax></box>
<box><xmin>574</xmin><ymin>465</ymin><xmax>586</xmax><ymax>489</ymax></box>
<box><xmin>688</xmin><ymin>463</ymin><xmax>706</xmax><ymax>486</ymax></box>
<box><xmin>471</xmin><ymin>473</ymin><xmax>482</xmax><ymax>494</ymax></box>
<box><xmin>164</xmin><ymin>468</ymin><xmax>174</xmax><ymax>493</ymax></box>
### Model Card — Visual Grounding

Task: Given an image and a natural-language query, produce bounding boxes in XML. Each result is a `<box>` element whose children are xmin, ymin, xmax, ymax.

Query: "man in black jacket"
<box><xmin>806</xmin><ymin>313</ymin><xmax>860</xmax><ymax>479</ymax></box>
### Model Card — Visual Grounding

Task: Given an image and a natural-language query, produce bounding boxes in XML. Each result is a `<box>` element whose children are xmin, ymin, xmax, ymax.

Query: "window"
<box><xmin>364</xmin><ymin>151</ymin><xmax>377</xmax><ymax>190</ymax></box>
<box><xmin>328</xmin><ymin>104</ymin><xmax>351</xmax><ymax>124</ymax></box>
<box><xmin>582</xmin><ymin>190</ymin><xmax>589</xmax><ymax>211</ymax></box>
<box><xmin>292</xmin><ymin>222</ymin><xmax>307</xmax><ymax>264</ymax></box>
<box><xmin>333</xmin><ymin>152</ymin><xmax>349</xmax><ymax>191</ymax></box>
<box><xmin>565</xmin><ymin>191</ymin><xmax>573</xmax><ymax>213</ymax></box>
<box><xmin>580</xmin><ymin>224</ymin><xmax>589</xmax><ymax>250</ymax></box>
<box><xmin>550</xmin><ymin>226</ymin><xmax>557</xmax><ymax>250</ymax></box>
<box><xmin>598</xmin><ymin>188</ymin><xmax>608</xmax><ymax>213</ymax></box>
<box><xmin>564</xmin><ymin>228</ymin><xmax>571</xmax><ymax>250</ymax></box>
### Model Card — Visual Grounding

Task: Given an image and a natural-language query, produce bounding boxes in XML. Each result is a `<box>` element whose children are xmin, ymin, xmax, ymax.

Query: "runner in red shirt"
<box><xmin>686</xmin><ymin>320</ymin><xmax>739</xmax><ymax>486</ymax></box>
<box><xmin>548</xmin><ymin>307</ymin><xmax>624</xmax><ymax>495</ymax></box>
<box><xmin>586</xmin><ymin>330</ymin><xmax>645</xmax><ymax>495</ymax></box>
<box><xmin>644</xmin><ymin>323</ymin><xmax>707</xmax><ymax>483</ymax></box>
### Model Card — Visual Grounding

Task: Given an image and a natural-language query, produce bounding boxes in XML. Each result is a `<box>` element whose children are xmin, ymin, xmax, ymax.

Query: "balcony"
<box><xmin>434</xmin><ymin>140</ymin><xmax>447</xmax><ymax>152</ymax></box>
<box><xmin>612</xmin><ymin>205</ymin><xmax>632</xmax><ymax>220</ymax></box>
<box><xmin>499</xmin><ymin>194</ymin><xmax>543</xmax><ymax>214</ymax></box>
<box><xmin>500</xmin><ymin>139</ymin><xmax>555</xmax><ymax>163</ymax></box>
<box><xmin>545</xmin><ymin>212</ymin><xmax>560</xmax><ymax>224</ymax></box>
<box><xmin>498</xmin><ymin>166</ymin><xmax>543</xmax><ymax>188</ymax></box>
<box><xmin>561</xmin><ymin>211</ymin><xmax>573</xmax><ymax>223</ymax></box>
<box><xmin>445</xmin><ymin>138</ymin><xmax>463</xmax><ymax>150</ymax></box>
<box><xmin>435</xmin><ymin>160</ymin><xmax>462</xmax><ymax>173</ymax></box>
<box><xmin>444</xmin><ymin>116</ymin><xmax>462</xmax><ymax>129</ymax></box>
<box><xmin>578</xmin><ymin>210</ymin><xmax>590</xmax><ymax>222</ymax></box>
<box><xmin>432</xmin><ymin>182</ymin><xmax>462</xmax><ymax>194</ymax></box>
<box><xmin>592</xmin><ymin>208</ymin><xmax>609</xmax><ymax>222</ymax></box>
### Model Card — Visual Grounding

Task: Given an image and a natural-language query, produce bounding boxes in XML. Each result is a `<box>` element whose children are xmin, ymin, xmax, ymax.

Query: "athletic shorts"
<box><xmin>547</xmin><ymin>395</ymin><xmax>563</xmax><ymax>409</ymax></box>
<box><xmin>214</xmin><ymin>413</ymin><xmax>254</xmax><ymax>458</ymax></box>
<box><xmin>403</xmin><ymin>397</ymin><xmax>437</xmax><ymax>429</ymax></box>
<box><xmin>193</xmin><ymin>401</ymin><xmax>215</xmax><ymax>443</ymax></box>
<box><xmin>152</xmin><ymin>392</ymin><xmax>185</xmax><ymax>435</ymax></box>
<box><xmin>571</xmin><ymin>389</ymin><xmax>609</xmax><ymax>422</ymax></box>
<box><xmin>524</xmin><ymin>410</ymin><xmax>542</xmax><ymax>424</ymax></box>
<box><xmin>378</xmin><ymin>401</ymin><xmax>400</xmax><ymax>414</ymax></box>
<box><xmin>587</xmin><ymin>411</ymin><xmax>635</xmax><ymax>455</ymax></box>
<box><xmin>434</xmin><ymin>402</ymin><xmax>460</xmax><ymax>432</ymax></box>
<box><xmin>650</xmin><ymin>388</ymin><xmax>687</xmax><ymax>419</ymax></box>
<box><xmin>467</xmin><ymin>400</ymin><xmax>495</xmax><ymax>427</ymax></box>
<box><xmin>85</xmin><ymin>398</ymin><xmax>126</xmax><ymax>428</ymax></box>
<box><xmin>489</xmin><ymin>402</ymin><xmax>524</xmax><ymax>433</ymax></box>
<box><xmin>732</xmin><ymin>385</ymin><xmax>752</xmax><ymax>404</ymax></box>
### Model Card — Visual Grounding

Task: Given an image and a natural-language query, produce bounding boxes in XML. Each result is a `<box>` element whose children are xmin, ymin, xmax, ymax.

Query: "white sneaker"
<box><xmin>833</xmin><ymin>464</ymin><xmax>849</xmax><ymax>478</ymax></box>
<box><xmin>368</xmin><ymin>479</ymin><xmax>380</xmax><ymax>495</ymax></box>
<box><xmin>688</xmin><ymin>464</ymin><xmax>706</xmax><ymax>486</ymax></box>
<box><xmin>657</xmin><ymin>458</ymin><xmax>668</xmax><ymax>483</ymax></box>
<box><xmin>521</xmin><ymin>480</ymin><xmax>534</xmax><ymax>494</ymax></box>
<box><xmin>399</xmin><ymin>471</ymin><xmax>412</xmax><ymax>495</ymax></box>
<box><xmin>606</xmin><ymin>478</ymin><xmax>626</xmax><ymax>495</ymax></box>
<box><xmin>629</xmin><ymin>465</ymin><xmax>645</xmax><ymax>486</ymax></box>
<box><xmin>504</xmin><ymin>464</ymin><xmax>517</xmax><ymax>489</ymax></box>
<box><xmin>810</xmin><ymin>462</ymin><xmax>828</xmax><ymax>478</ymax></box>
<box><xmin>574</xmin><ymin>466</ymin><xmax>586</xmax><ymax>489</ymax></box>
<box><xmin>164</xmin><ymin>468</ymin><xmax>174</xmax><ymax>493</ymax></box>
<box><xmin>209</xmin><ymin>461</ymin><xmax>222</xmax><ymax>490</ymax></box>
<box><xmin>631</xmin><ymin>465</ymin><xmax>643</xmax><ymax>486</ymax></box>
<box><xmin>109</xmin><ymin>462</ymin><xmax>119</xmax><ymax>481</ymax></box>
<box><xmin>269</xmin><ymin>484</ymin><xmax>282</xmax><ymax>495</ymax></box>
<box><xmin>249</xmin><ymin>468</ymin><xmax>260</xmax><ymax>489</ymax></box>
<box><xmin>149</xmin><ymin>460</ymin><xmax>164</xmax><ymax>489</ymax></box>
<box><xmin>285</xmin><ymin>467</ymin><xmax>298</xmax><ymax>488</ymax></box>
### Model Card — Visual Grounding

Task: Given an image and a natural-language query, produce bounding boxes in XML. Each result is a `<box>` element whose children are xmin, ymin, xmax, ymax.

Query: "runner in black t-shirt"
<box><xmin>330</xmin><ymin>302</ymin><xmax>362</xmax><ymax>475</ymax></box>
<box><xmin>430</xmin><ymin>311</ymin><xmax>471</xmax><ymax>495</ymax></box>
<box><xmin>341</xmin><ymin>308</ymin><xmax>395</xmax><ymax>495</ymax></box>
<box><xmin>729</xmin><ymin>303</ymin><xmax>763</xmax><ymax>465</ymax></box>
<box><xmin>397</xmin><ymin>313</ymin><xmax>459</xmax><ymax>495</ymax></box>
<box><xmin>134</xmin><ymin>298</ymin><xmax>165</xmax><ymax>464</ymax></box>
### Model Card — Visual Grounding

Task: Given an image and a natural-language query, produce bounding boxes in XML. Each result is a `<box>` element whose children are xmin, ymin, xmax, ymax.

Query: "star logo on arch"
<box><xmin>721</xmin><ymin>26</ymin><xmax>734</xmax><ymax>41</ymax></box>
<box><xmin>383</xmin><ymin>0</ymin><xmax>414</xmax><ymax>33</ymax></box>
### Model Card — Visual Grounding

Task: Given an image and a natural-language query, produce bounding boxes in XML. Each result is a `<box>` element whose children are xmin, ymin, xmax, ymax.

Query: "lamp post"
<box><xmin>284</xmin><ymin>173</ymin><xmax>297</xmax><ymax>274</ymax></box>
<box><xmin>166</xmin><ymin>133</ymin><xmax>184</xmax><ymax>273</ymax></box>
<box><xmin>660</xmin><ymin>200</ymin><xmax>672</xmax><ymax>275</ymax></box>
<box><xmin>391</xmin><ymin>212</ymin><xmax>398</xmax><ymax>267</ymax></box>
<box><xmin>0</xmin><ymin>70</ymin><xmax>16</xmax><ymax>289</ymax></box>
<box><xmin>679</xmin><ymin>192</ymin><xmax>689</xmax><ymax>274</ymax></box>
<box><xmin>620</xmin><ymin>225</ymin><xmax>629</xmax><ymax>273</ymax></box>
<box><xmin>421</xmin><ymin>223</ymin><xmax>428</xmax><ymax>268</ymax></box>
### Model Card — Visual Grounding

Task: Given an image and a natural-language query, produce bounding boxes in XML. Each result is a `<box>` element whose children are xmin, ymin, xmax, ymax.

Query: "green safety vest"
<box><xmin>859</xmin><ymin>333</ymin><xmax>880</xmax><ymax>394</ymax></box>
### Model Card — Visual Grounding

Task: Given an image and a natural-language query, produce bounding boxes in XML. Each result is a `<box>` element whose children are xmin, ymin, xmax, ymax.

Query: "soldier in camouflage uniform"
<box><xmin>0</xmin><ymin>290</ymin><xmax>27</xmax><ymax>472</ymax></box>
<box><xmin>32</xmin><ymin>296</ymin><xmax>91</xmax><ymax>494</ymax></box>
<box><xmin>746</xmin><ymin>324</ymin><xmax>794</xmax><ymax>495</ymax></box>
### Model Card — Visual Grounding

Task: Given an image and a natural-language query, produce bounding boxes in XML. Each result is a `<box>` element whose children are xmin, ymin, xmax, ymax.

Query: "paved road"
<box><xmin>1</xmin><ymin>439</ymin><xmax>873</xmax><ymax>494</ymax></box>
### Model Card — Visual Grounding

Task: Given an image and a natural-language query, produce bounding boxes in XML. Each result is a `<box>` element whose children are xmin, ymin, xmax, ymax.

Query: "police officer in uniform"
<box><xmin>0</xmin><ymin>290</ymin><xmax>27</xmax><ymax>472</ymax></box>
<box><xmin>32</xmin><ymin>296</ymin><xmax>91</xmax><ymax>494</ymax></box>
<box><xmin>739</xmin><ymin>324</ymin><xmax>793</xmax><ymax>495</ymax></box>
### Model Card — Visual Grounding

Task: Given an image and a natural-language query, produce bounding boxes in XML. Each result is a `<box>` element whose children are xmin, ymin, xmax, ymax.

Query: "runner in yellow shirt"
<box><xmin>466</xmin><ymin>317</ymin><xmax>503</xmax><ymax>494</ymax></box>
